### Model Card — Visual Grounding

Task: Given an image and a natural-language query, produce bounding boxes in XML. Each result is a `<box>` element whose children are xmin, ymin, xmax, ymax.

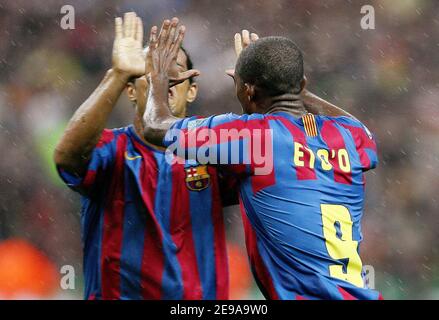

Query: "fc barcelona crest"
<box><xmin>185</xmin><ymin>165</ymin><xmax>210</xmax><ymax>191</ymax></box>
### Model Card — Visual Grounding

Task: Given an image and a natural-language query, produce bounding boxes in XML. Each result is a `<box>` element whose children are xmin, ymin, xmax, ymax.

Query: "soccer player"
<box><xmin>54</xmin><ymin>12</ymin><xmax>231</xmax><ymax>300</ymax></box>
<box><xmin>54</xmin><ymin>13</ymin><xmax>357</xmax><ymax>300</ymax></box>
<box><xmin>143</xmin><ymin>19</ymin><xmax>382</xmax><ymax>300</ymax></box>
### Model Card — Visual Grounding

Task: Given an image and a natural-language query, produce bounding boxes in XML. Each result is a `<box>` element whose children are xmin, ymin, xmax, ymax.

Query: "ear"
<box><xmin>126</xmin><ymin>82</ymin><xmax>137</xmax><ymax>102</ymax></box>
<box><xmin>186</xmin><ymin>82</ymin><xmax>198</xmax><ymax>103</ymax></box>
<box><xmin>225</xmin><ymin>69</ymin><xmax>235</xmax><ymax>78</ymax></box>
<box><xmin>245</xmin><ymin>83</ymin><xmax>256</xmax><ymax>101</ymax></box>
<box><xmin>300</xmin><ymin>76</ymin><xmax>307</xmax><ymax>92</ymax></box>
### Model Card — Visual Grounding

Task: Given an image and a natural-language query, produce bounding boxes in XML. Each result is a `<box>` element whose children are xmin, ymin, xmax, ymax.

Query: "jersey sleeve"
<box><xmin>336</xmin><ymin>117</ymin><xmax>378</xmax><ymax>171</ymax></box>
<box><xmin>56</xmin><ymin>129</ymin><xmax>118</xmax><ymax>197</ymax></box>
<box><xmin>163</xmin><ymin>113</ymin><xmax>273</xmax><ymax>176</ymax></box>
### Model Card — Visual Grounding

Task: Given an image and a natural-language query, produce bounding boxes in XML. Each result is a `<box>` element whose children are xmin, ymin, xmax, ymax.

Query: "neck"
<box><xmin>265</xmin><ymin>93</ymin><xmax>306</xmax><ymax>117</ymax></box>
<box><xmin>133</xmin><ymin>112</ymin><xmax>147</xmax><ymax>143</ymax></box>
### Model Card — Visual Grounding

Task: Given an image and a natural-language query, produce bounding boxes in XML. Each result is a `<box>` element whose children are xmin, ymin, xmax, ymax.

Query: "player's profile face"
<box><xmin>168</xmin><ymin>49</ymin><xmax>197</xmax><ymax>118</ymax></box>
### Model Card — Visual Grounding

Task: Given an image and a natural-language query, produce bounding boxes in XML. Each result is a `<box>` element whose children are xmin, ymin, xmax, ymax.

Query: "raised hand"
<box><xmin>226</xmin><ymin>30</ymin><xmax>259</xmax><ymax>77</ymax></box>
<box><xmin>147</xmin><ymin>18</ymin><xmax>199</xmax><ymax>87</ymax></box>
<box><xmin>112</xmin><ymin>12</ymin><xmax>145</xmax><ymax>79</ymax></box>
<box><xmin>234</xmin><ymin>30</ymin><xmax>259</xmax><ymax>56</ymax></box>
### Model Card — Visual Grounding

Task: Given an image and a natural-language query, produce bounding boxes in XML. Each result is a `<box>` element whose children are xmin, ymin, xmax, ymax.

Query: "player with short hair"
<box><xmin>54</xmin><ymin>12</ymin><xmax>231</xmax><ymax>300</ymax></box>
<box><xmin>143</xmin><ymin>19</ymin><xmax>382</xmax><ymax>300</ymax></box>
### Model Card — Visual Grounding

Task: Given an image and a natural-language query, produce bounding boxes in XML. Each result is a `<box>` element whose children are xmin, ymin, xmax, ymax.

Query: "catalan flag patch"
<box><xmin>302</xmin><ymin>113</ymin><xmax>318</xmax><ymax>137</ymax></box>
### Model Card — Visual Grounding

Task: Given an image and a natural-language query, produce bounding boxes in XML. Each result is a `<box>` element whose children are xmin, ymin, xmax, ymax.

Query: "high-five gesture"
<box><xmin>143</xmin><ymin>17</ymin><xmax>199</xmax><ymax>145</ymax></box>
<box><xmin>147</xmin><ymin>18</ymin><xmax>199</xmax><ymax>86</ymax></box>
<box><xmin>112</xmin><ymin>12</ymin><xmax>144</xmax><ymax>79</ymax></box>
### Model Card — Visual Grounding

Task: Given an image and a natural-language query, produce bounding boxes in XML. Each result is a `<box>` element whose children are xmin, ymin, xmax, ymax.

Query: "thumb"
<box><xmin>169</xmin><ymin>69</ymin><xmax>200</xmax><ymax>87</ymax></box>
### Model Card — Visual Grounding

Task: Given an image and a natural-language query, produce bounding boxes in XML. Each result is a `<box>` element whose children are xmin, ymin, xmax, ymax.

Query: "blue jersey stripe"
<box><xmin>96</xmin><ymin>200</ymin><xmax>104</xmax><ymax>299</ymax></box>
<box><xmin>119</xmin><ymin>160</ymin><xmax>147</xmax><ymax>299</ymax></box>
<box><xmin>81</xmin><ymin>197</ymin><xmax>105</xmax><ymax>299</ymax></box>
<box><xmin>269</xmin><ymin>119</ymin><xmax>298</xmax><ymax>182</ymax></box>
<box><xmin>154</xmin><ymin>152</ymin><xmax>184</xmax><ymax>300</ymax></box>
<box><xmin>188</xmin><ymin>184</ymin><xmax>216</xmax><ymax>299</ymax></box>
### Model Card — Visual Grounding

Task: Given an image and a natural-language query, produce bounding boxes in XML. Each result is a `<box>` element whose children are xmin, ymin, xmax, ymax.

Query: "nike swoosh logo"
<box><xmin>125</xmin><ymin>151</ymin><xmax>142</xmax><ymax>161</ymax></box>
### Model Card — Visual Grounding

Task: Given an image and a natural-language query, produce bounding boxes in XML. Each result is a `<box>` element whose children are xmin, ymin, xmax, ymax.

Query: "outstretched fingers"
<box><xmin>234</xmin><ymin>33</ymin><xmax>243</xmax><ymax>56</ymax></box>
<box><xmin>149</xmin><ymin>18</ymin><xmax>192</xmax><ymax>81</ymax></box>
<box><xmin>250</xmin><ymin>32</ymin><xmax>259</xmax><ymax>42</ymax></box>
<box><xmin>123</xmin><ymin>12</ymin><xmax>136</xmax><ymax>38</ymax></box>
<box><xmin>157</xmin><ymin>19</ymin><xmax>171</xmax><ymax>50</ymax></box>
<box><xmin>234</xmin><ymin>30</ymin><xmax>258</xmax><ymax>56</ymax></box>
<box><xmin>165</xmin><ymin>17</ymin><xmax>179</xmax><ymax>52</ymax></box>
<box><xmin>135</xmin><ymin>17</ymin><xmax>143</xmax><ymax>44</ymax></box>
<box><xmin>115</xmin><ymin>17</ymin><xmax>123</xmax><ymax>41</ymax></box>
<box><xmin>149</xmin><ymin>25</ymin><xmax>158</xmax><ymax>48</ymax></box>
<box><xmin>169</xmin><ymin>69</ymin><xmax>200</xmax><ymax>87</ymax></box>
<box><xmin>241</xmin><ymin>29</ymin><xmax>250</xmax><ymax>47</ymax></box>
<box><xmin>170</xmin><ymin>25</ymin><xmax>185</xmax><ymax>60</ymax></box>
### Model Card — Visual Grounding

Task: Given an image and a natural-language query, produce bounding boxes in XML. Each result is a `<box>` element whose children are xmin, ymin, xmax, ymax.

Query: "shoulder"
<box><xmin>96</xmin><ymin>126</ymin><xmax>131</xmax><ymax>149</ymax></box>
<box><xmin>320</xmin><ymin>116</ymin><xmax>374</xmax><ymax>138</ymax></box>
<box><xmin>177</xmin><ymin>113</ymin><xmax>267</xmax><ymax>130</ymax></box>
<box><xmin>211</xmin><ymin>113</ymin><xmax>269</xmax><ymax>124</ymax></box>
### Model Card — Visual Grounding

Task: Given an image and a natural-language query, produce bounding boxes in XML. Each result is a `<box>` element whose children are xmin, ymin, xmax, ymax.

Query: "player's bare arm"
<box><xmin>301</xmin><ymin>90</ymin><xmax>357</xmax><ymax>119</ymax></box>
<box><xmin>143</xmin><ymin>18</ymin><xmax>194</xmax><ymax>146</ymax></box>
<box><xmin>230</xmin><ymin>30</ymin><xmax>356</xmax><ymax>119</ymax></box>
<box><xmin>54</xmin><ymin>12</ymin><xmax>144</xmax><ymax>176</ymax></box>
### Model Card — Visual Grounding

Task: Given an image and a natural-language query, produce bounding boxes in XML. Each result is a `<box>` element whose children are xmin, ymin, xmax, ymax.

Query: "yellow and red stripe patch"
<box><xmin>302</xmin><ymin>113</ymin><xmax>318</xmax><ymax>137</ymax></box>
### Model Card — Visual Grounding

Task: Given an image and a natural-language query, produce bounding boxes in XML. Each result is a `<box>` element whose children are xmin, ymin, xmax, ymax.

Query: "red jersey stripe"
<box><xmin>269</xmin><ymin>116</ymin><xmax>317</xmax><ymax>181</ymax></box>
<box><xmin>320</xmin><ymin>120</ymin><xmax>353</xmax><ymax>185</ymax></box>
<box><xmin>132</xmin><ymin>139</ymin><xmax>165</xmax><ymax>299</ymax></box>
<box><xmin>337</xmin><ymin>286</ymin><xmax>358</xmax><ymax>300</ymax></box>
<box><xmin>100</xmin><ymin>133</ymin><xmax>127</xmax><ymax>299</ymax></box>
<box><xmin>340</xmin><ymin>123</ymin><xmax>376</xmax><ymax>170</ymax></box>
<box><xmin>247</xmin><ymin>118</ymin><xmax>276</xmax><ymax>193</ymax></box>
<box><xmin>209</xmin><ymin>167</ymin><xmax>229</xmax><ymax>299</ymax></box>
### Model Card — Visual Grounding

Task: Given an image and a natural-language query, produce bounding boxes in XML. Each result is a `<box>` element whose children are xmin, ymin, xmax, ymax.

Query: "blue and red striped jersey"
<box><xmin>164</xmin><ymin>111</ymin><xmax>381</xmax><ymax>300</ymax></box>
<box><xmin>57</xmin><ymin>125</ymin><xmax>232</xmax><ymax>300</ymax></box>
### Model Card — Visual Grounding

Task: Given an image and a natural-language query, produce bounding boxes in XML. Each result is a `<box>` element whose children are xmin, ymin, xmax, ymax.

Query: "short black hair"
<box><xmin>235</xmin><ymin>36</ymin><xmax>304</xmax><ymax>95</ymax></box>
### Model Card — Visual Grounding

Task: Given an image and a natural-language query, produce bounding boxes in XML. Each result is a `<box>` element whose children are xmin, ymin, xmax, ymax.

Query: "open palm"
<box><xmin>112</xmin><ymin>12</ymin><xmax>144</xmax><ymax>78</ymax></box>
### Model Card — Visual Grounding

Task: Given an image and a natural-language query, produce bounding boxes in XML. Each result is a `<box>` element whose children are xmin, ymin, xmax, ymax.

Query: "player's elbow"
<box><xmin>53</xmin><ymin>146</ymin><xmax>72</xmax><ymax>170</ymax></box>
<box><xmin>53</xmin><ymin>144</ymin><xmax>66</xmax><ymax>166</ymax></box>
<box><xmin>53</xmin><ymin>145</ymin><xmax>85</xmax><ymax>175</ymax></box>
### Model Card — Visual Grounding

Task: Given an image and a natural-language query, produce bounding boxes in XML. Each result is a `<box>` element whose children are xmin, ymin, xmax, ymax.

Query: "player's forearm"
<box><xmin>54</xmin><ymin>69</ymin><xmax>129</xmax><ymax>175</ymax></box>
<box><xmin>302</xmin><ymin>89</ymin><xmax>357</xmax><ymax>119</ymax></box>
<box><xmin>142</xmin><ymin>74</ymin><xmax>178</xmax><ymax>146</ymax></box>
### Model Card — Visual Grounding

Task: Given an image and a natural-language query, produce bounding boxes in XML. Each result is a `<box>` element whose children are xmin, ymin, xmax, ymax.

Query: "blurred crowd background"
<box><xmin>0</xmin><ymin>0</ymin><xmax>438</xmax><ymax>299</ymax></box>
